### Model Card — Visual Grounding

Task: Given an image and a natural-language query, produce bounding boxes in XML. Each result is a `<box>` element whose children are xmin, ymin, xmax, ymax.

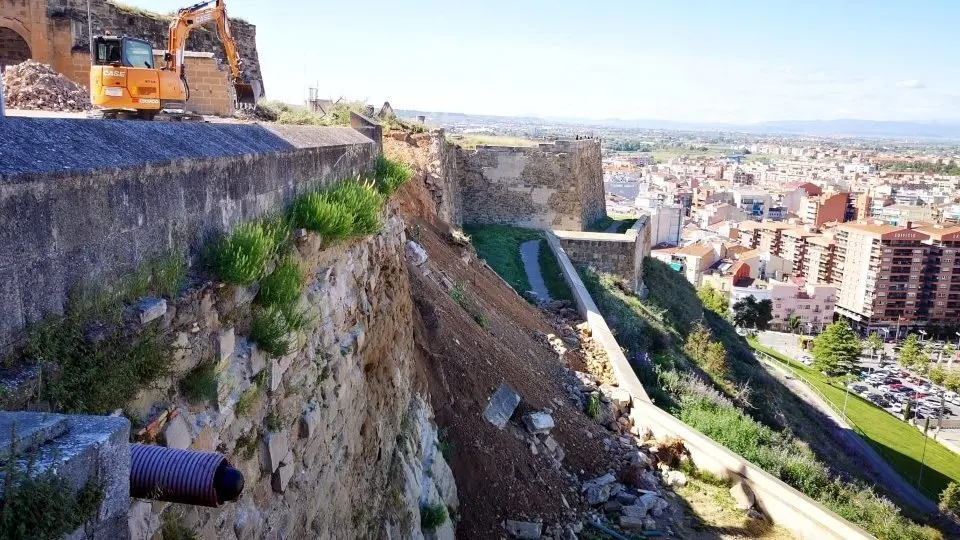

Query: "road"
<box><xmin>756</xmin><ymin>331</ymin><xmax>937</xmax><ymax>514</ymax></box>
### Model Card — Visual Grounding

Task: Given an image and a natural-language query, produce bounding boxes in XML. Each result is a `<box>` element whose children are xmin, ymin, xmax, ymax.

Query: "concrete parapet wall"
<box><xmin>459</xmin><ymin>139</ymin><xmax>604</xmax><ymax>230</ymax></box>
<box><xmin>542</xmin><ymin>235</ymin><xmax>873</xmax><ymax>540</ymax></box>
<box><xmin>0</xmin><ymin>117</ymin><xmax>376</xmax><ymax>352</ymax></box>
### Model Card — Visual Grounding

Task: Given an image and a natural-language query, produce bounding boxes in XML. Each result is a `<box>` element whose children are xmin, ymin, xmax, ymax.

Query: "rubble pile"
<box><xmin>1</xmin><ymin>60</ymin><xmax>91</xmax><ymax>112</ymax></box>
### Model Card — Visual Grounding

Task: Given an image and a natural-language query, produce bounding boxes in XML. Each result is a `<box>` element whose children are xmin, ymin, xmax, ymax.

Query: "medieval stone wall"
<box><xmin>458</xmin><ymin>139</ymin><xmax>606</xmax><ymax>230</ymax></box>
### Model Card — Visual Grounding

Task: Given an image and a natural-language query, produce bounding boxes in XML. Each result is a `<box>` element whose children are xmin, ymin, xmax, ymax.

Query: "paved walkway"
<box><xmin>519</xmin><ymin>239</ymin><xmax>551</xmax><ymax>303</ymax></box>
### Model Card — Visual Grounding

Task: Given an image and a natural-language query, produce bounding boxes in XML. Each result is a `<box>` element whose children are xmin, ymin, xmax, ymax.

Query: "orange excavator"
<box><xmin>88</xmin><ymin>0</ymin><xmax>257</xmax><ymax>120</ymax></box>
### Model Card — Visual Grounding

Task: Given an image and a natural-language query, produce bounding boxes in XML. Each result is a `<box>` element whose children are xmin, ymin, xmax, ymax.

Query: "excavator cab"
<box><xmin>90</xmin><ymin>35</ymin><xmax>185</xmax><ymax>118</ymax></box>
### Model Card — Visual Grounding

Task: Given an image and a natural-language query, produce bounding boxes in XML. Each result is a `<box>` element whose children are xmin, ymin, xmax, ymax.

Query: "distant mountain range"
<box><xmin>398</xmin><ymin>109</ymin><xmax>960</xmax><ymax>139</ymax></box>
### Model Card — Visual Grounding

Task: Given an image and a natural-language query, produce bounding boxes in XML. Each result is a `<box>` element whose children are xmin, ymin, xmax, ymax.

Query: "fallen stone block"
<box><xmin>523</xmin><ymin>412</ymin><xmax>555</xmax><ymax>435</ymax></box>
<box><xmin>405</xmin><ymin>240</ymin><xmax>428</xmax><ymax>266</ymax></box>
<box><xmin>504</xmin><ymin>519</ymin><xmax>542</xmax><ymax>539</ymax></box>
<box><xmin>483</xmin><ymin>383</ymin><xmax>521</xmax><ymax>429</ymax></box>
<box><xmin>585</xmin><ymin>484</ymin><xmax>613</xmax><ymax>505</ymax></box>
<box><xmin>262</xmin><ymin>431</ymin><xmax>289</xmax><ymax>473</ymax></box>
<box><xmin>138</xmin><ymin>297</ymin><xmax>167</xmax><ymax>325</ymax></box>
<box><xmin>663</xmin><ymin>469</ymin><xmax>687</xmax><ymax>487</ymax></box>
<box><xmin>620</xmin><ymin>514</ymin><xmax>646</xmax><ymax>531</ymax></box>
<box><xmin>216</xmin><ymin>327</ymin><xmax>236</xmax><ymax>363</ymax></box>
<box><xmin>581</xmin><ymin>472</ymin><xmax>617</xmax><ymax>492</ymax></box>
<box><xmin>730</xmin><ymin>480</ymin><xmax>756</xmax><ymax>510</ymax></box>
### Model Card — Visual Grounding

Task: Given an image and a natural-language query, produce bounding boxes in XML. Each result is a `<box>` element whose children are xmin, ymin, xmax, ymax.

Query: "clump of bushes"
<box><xmin>256</xmin><ymin>259</ymin><xmax>305</xmax><ymax>309</ymax></box>
<box><xmin>179</xmin><ymin>362</ymin><xmax>219</xmax><ymax>403</ymax></box>
<box><xmin>251</xmin><ymin>307</ymin><xmax>304</xmax><ymax>358</ymax></box>
<box><xmin>326</xmin><ymin>180</ymin><xmax>384</xmax><ymax>235</ymax></box>
<box><xmin>207</xmin><ymin>220</ymin><xmax>286</xmax><ymax>285</ymax></box>
<box><xmin>374</xmin><ymin>155</ymin><xmax>412</xmax><ymax>196</ymax></box>
<box><xmin>288</xmin><ymin>179</ymin><xmax>385</xmax><ymax>243</ymax></box>
<box><xmin>420</xmin><ymin>503</ymin><xmax>447</xmax><ymax>532</ymax></box>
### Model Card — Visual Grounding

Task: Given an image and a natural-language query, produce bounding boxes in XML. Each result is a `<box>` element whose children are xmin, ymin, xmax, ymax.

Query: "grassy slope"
<box><xmin>752</xmin><ymin>340</ymin><xmax>960</xmax><ymax>501</ymax></box>
<box><xmin>464</xmin><ymin>225</ymin><xmax>571</xmax><ymax>302</ymax></box>
<box><xmin>582</xmin><ymin>259</ymin><xmax>941</xmax><ymax>539</ymax></box>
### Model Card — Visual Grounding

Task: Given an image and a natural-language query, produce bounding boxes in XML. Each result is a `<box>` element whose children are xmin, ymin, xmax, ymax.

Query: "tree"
<box><xmin>697</xmin><ymin>285</ymin><xmax>728</xmax><ymax>317</ymax></box>
<box><xmin>931</xmin><ymin>365</ymin><xmax>947</xmax><ymax>386</ymax></box>
<box><xmin>705</xmin><ymin>341</ymin><xmax>729</xmax><ymax>379</ymax></box>
<box><xmin>788</xmin><ymin>315</ymin><xmax>802</xmax><ymax>334</ymax></box>
<box><xmin>903</xmin><ymin>399</ymin><xmax>913</xmax><ymax>422</ymax></box>
<box><xmin>811</xmin><ymin>319</ymin><xmax>863</xmax><ymax>374</ymax></box>
<box><xmin>684</xmin><ymin>323</ymin><xmax>712</xmax><ymax>363</ymax></box>
<box><xmin>865</xmin><ymin>332</ymin><xmax>884</xmax><ymax>359</ymax></box>
<box><xmin>945</xmin><ymin>372</ymin><xmax>960</xmax><ymax>393</ymax></box>
<box><xmin>898</xmin><ymin>334</ymin><xmax>923</xmax><ymax>369</ymax></box>
<box><xmin>732</xmin><ymin>296</ymin><xmax>774</xmax><ymax>330</ymax></box>
<box><xmin>940</xmin><ymin>482</ymin><xmax>960</xmax><ymax>517</ymax></box>
<box><xmin>942</xmin><ymin>343</ymin><xmax>957</xmax><ymax>365</ymax></box>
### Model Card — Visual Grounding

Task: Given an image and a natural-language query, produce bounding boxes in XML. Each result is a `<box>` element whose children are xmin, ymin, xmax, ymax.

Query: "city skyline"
<box><xmin>125</xmin><ymin>0</ymin><xmax>960</xmax><ymax>124</ymax></box>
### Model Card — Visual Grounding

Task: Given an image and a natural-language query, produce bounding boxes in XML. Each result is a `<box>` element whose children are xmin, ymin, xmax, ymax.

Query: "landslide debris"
<box><xmin>2</xmin><ymin>60</ymin><xmax>91</xmax><ymax>112</ymax></box>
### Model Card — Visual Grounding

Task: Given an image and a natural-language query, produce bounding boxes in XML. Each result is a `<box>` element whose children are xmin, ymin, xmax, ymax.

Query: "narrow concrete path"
<box><xmin>519</xmin><ymin>239</ymin><xmax>551</xmax><ymax>303</ymax></box>
<box><xmin>759</xmin><ymin>355</ymin><xmax>937</xmax><ymax>514</ymax></box>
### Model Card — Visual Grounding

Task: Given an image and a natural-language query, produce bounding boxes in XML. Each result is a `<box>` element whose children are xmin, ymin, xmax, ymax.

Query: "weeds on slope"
<box><xmin>581</xmin><ymin>264</ymin><xmax>942</xmax><ymax>539</ymax></box>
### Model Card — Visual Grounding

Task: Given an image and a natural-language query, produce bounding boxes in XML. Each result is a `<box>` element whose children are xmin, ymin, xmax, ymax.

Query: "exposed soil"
<box><xmin>2</xmin><ymin>60</ymin><xmax>91</xmax><ymax>112</ymax></box>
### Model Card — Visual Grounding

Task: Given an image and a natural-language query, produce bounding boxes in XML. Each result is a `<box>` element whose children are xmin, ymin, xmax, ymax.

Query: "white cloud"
<box><xmin>897</xmin><ymin>79</ymin><xmax>926</xmax><ymax>89</ymax></box>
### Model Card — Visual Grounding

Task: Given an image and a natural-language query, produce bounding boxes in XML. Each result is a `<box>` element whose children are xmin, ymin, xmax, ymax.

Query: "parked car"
<box><xmin>889</xmin><ymin>403</ymin><xmax>903</xmax><ymax>414</ymax></box>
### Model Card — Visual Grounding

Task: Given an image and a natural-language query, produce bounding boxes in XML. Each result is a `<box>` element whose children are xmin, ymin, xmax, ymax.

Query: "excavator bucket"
<box><xmin>235</xmin><ymin>82</ymin><xmax>257</xmax><ymax>109</ymax></box>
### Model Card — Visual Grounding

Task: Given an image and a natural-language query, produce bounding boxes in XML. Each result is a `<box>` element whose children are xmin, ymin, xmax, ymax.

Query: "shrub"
<box><xmin>420</xmin><ymin>503</ymin><xmax>447</xmax><ymax>532</ymax></box>
<box><xmin>585</xmin><ymin>394</ymin><xmax>601</xmax><ymax>420</ymax></box>
<box><xmin>26</xmin><ymin>316</ymin><xmax>171</xmax><ymax>414</ymax></box>
<box><xmin>256</xmin><ymin>259</ymin><xmax>305</xmax><ymax>309</ymax></box>
<box><xmin>180</xmin><ymin>362</ymin><xmax>218</xmax><ymax>404</ymax></box>
<box><xmin>207</xmin><ymin>221</ymin><xmax>279</xmax><ymax>285</ymax></box>
<box><xmin>251</xmin><ymin>307</ymin><xmax>300</xmax><ymax>357</ymax></box>
<box><xmin>326</xmin><ymin>180</ymin><xmax>384</xmax><ymax>236</ymax></box>
<box><xmin>450</xmin><ymin>282</ymin><xmax>467</xmax><ymax>309</ymax></box>
<box><xmin>374</xmin><ymin>156</ymin><xmax>412</xmax><ymax>196</ymax></box>
<box><xmin>288</xmin><ymin>191</ymin><xmax>355</xmax><ymax>243</ymax></box>
<box><xmin>0</xmin><ymin>451</ymin><xmax>103</xmax><ymax>540</ymax></box>
<box><xmin>473</xmin><ymin>313</ymin><xmax>488</xmax><ymax>327</ymax></box>
<box><xmin>940</xmin><ymin>482</ymin><xmax>960</xmax><ymax>516</ymax></box>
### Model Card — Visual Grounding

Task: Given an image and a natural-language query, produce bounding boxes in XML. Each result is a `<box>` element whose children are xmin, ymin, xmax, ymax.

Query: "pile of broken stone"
<box><xmin>1</xmin><ymin>60</ymin><xmax>91</xmax><ymax>112</ymax></box>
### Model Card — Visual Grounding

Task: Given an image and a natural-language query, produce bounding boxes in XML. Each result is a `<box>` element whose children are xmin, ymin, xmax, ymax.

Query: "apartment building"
<box><xmin>769</xmin><ymin>280</ymin><xmax>837</xmax><ymax>332</ymax></box>
<box><xmin>802</xmin><ymin>235</ymin><xmax>836</xmax><ymax>285</ymax></box>
<box><xmin>800</xmin><ymin>191</ymin><xmax>848</xmax><ymax>228</ymax></box>
<box><xmin>780</xmin><ymin>227</ymin><xmax>819</xmax><ymax>277</ymax></box>
<box><xmin>831</xmin><ymin>222</ymin><xmax>960</xmax><ymax>335</ymax></box>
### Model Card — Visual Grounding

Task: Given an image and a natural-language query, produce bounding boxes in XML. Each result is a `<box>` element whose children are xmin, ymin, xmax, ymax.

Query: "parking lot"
<box><xmin>757</xmin><ymin>331</ymin><xmax>960</xmax><ymax>423</ymax></box>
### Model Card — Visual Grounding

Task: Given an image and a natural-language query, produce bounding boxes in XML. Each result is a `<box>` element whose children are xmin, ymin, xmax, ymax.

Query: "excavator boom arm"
<box><xmin>165</xmin><ymin>0</ymin><xmax>244</xmax><ymax>81</ymax></box>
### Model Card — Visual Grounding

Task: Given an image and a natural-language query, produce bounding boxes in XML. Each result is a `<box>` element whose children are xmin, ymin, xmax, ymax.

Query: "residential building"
<box><xmin>641</xmin><ymin>203</ymin><xmax>684</xmax><ymax>246</ymax></box>
<box><xmin>768</xmin><ymin>280</ymin><xmax>837</xmax><ymax>332</ymax></box>
<box><xmin>736</xmin><ymin>249</ymin><xmax>792</xmax><ymax>281</ymax></box>
<box><xmin>780</xmin><ymin>227</ymin><xmax>819</xmax><ymax>277</ymax></box>
<box><xmin>802</xmin><ymin>235</ymin><xmax>836</xmax><ymax>285</ymax></box>
<box><xmin>855</xmin><ymin>193</ymin><xmax>872</xmax><ymax>221</ymax></box>
<box><xmin>732</xmin><ymin>189</ymin><xmax>773</xmax><ymax>219</ymax></box>
<box><xmin>800</xmin><ymin>191</ymin><xmax>848</xmax><ymax>228</ymax></box>
<box><xmin>781</xmin><ymin>182</ymin><xmax>822</xmax><ymax>213</ymax></box>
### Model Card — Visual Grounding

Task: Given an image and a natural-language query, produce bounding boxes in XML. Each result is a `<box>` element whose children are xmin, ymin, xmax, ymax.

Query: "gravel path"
<box><xmin>519</xmin><ymin>239</ymin><xmax>551</xmax><ymax>303</ymax></box>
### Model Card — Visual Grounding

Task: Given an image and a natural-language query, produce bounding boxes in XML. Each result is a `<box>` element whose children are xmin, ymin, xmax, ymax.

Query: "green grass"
<box><xmin>254</xmin><ymin>99</ymin><xmax>370</xmax><ymax>127</ymax></box>
<box><xmin>256</xmin><ymin>259</ymin><xmax>305</xmax><ymax>309</ymax></box>
<box><xmin>586</xmin><ymin>214</ymin><xmax>639</xmax><ymax>233</ymax></box>
<box><xmin>751</xmin><ymin>339</ymin><xmax>960</xmax><ymax>502</ymax></box>
<box><xmin>206</xmin><ymin>220</ymin><xmax>283</xmax><ymax>285</ymax></box>
<box><xmin>420</xmin><ymin>503</ymin><xmax>447</xmax><ymax>532</ymax></box>
<box><xmin>464</xmin><ymin>224</ymin><xmax>572</xmax><ymax>302</ymax></box>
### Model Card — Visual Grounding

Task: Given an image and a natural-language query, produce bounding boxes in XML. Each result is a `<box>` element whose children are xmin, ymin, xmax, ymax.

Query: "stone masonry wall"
<box><xmin>383</xmin><ymin>129</ymin><xmax>462</xmax><ymax>225</ymax></box>
<box><xmin>119</xmin><ymin>215</ymin><xmax>454</xmax><ymax>540</ymax></box>
<box><xmin>459</xmin><ymin>139</ymin><xmax>605</xmax><ymax>230</ymax></box>
<box><xmin>555</xmin><ymin>217</ymin><xmax>651</xmax><ymax>292</ymax></box>
<box><xmin>0</xmin><ymin>118</ymin><xmax>376</xmax><ymax>354</ymax></box>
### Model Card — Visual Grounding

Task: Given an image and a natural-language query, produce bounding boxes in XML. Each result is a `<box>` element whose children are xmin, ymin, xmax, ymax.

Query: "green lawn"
<box><xmin>586</xmin><ymin>214</ymin><xmax>639</xmax><ymax>234</ymax></box>
<box><xmin>464</xmin><ymin>224</ymin><xmax>571</xmax><ymax>302</ymax></box>
<box><xmin>750</xmin><ymin>339</ymin><xmax>960</xmax><ymax>501</ymax></box>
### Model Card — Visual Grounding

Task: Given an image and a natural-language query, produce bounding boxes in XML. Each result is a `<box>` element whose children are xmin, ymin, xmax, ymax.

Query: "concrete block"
<box><xmin>620</xmin><ymin>515</ymin><xmax>646</xmax><ymax>531</ymax></box>
<box><xmin>137</xmin><ymin>297</ymin><xmax>167</xmax><ymax>325</ymax></box>
<box><xmin>162</xmin><ymin>414</ymin><xmax>192</xmax><ymax>450</ymax></box>
<box><xmin>483</xmin><ymin>383</ymin><xmax>521</xmax><ymax>429</ymax></box>
<box><xmin>0</xmin><ymin>412</ymin><xmax>68</xmax><ymax>460</ymax></box>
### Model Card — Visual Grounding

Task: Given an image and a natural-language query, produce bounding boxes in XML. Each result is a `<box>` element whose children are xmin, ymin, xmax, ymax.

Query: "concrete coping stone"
<box><xmin>0</xmin><ymin>412</ymin><xmax>69</xmax><ymax>460</ymax></box>
<box><xmin>553</xmin><ymin>229</ymin><xmax>637</xmax><ymax>243</ymax></box>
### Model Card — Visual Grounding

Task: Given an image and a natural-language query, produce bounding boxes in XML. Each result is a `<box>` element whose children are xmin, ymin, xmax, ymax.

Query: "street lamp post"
<box><xmin>919</xmin><ymin>329</ymin><xmax>927</xmax><ymax>343</ymax></box>
<box><xmin>918</xmin><ymin>418</ymin><xmax>931</xmax><ymax>490</ymax></box>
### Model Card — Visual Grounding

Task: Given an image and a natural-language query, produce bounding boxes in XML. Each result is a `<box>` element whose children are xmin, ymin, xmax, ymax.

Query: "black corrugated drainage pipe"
<box><xmin>130</xmin><ymin>444</ymin><xmax>244</xmax><ymax>507</ymax></box>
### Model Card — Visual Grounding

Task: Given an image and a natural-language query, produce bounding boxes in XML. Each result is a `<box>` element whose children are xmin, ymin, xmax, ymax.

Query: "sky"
<box><xmin>122</xmin><ymin>0</ymin><xmax>960</xmax><ymax>124</ymax></box>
